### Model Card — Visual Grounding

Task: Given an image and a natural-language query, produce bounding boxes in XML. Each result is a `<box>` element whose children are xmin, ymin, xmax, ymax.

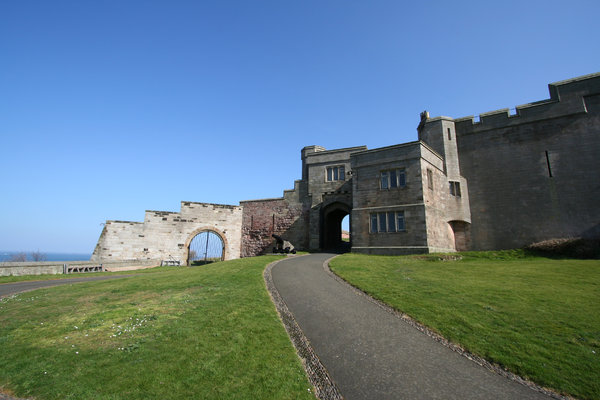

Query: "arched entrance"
<box><xmin>449</xmin><ymin>221</ymin><xmax>471</xmax><ymax>252</ymax></box>
<box><xmin>321</xmin><ymin>202</ymin><xmax>351</xmax><ymax>252</ymax></box>
<box><xmin>188</xmin><ymin>230</ymin><xmax>225</xmax><ymax>265</ymax></box>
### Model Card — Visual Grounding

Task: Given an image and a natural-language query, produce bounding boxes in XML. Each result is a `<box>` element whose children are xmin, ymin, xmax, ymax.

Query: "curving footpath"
<box><xmin>271</xmin><ymin>253</ymin><xmax>556</xmax><ymax>400</ymax></box>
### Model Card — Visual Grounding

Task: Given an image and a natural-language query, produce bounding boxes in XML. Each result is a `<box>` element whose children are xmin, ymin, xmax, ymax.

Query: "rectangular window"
<box><xmin>449</xmin><ymin>181</ymin><xmax>461</xmax><ymax>197</ymax></box>
<box><xmin>396</xmin><ymin>212</ymin><xmax>405</xmax><ymax>231</ymax></box>
<box><xmin>387</xmin><ymin>211</ymin><xmax>396</xmax><ymax>232</ymax></box>
<box><xmin>378</xmin><ymin>213</ymin><xmax>387</xmax><ymax>232</ymax></box>
<box><xmin>370</xmin><ymin>214</ymin><xmax>378</xmax><ymax>233</ymax></box>
<box><xmin>370</xmin><ymin>211</ymin><xmax>406</xmax><ymax>233</ymax></box>
<box><xmin>380</xmin><ymin>170</ymin><xmax>389</xmax><ymax>189</ymax></box>
<box><xmin>380</xmin><ymin>169</ymin><xmax>406</xmax><ymax>189</ymax></box>
<box><xmin>447</xmin><ymin>127</ymin><xmax>452</xmax><ymax>140</ymax></box>
<box><xmin>326</xmin><ymin>165</ymin><xmax>345</xmax><ymax>182</ymax></box>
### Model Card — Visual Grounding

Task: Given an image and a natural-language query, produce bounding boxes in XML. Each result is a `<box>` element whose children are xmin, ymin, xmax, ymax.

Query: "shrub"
<box><xmin>525</xmin><ymin>237</ymin><xmax>600</xmax><ymax>259</ymax></box>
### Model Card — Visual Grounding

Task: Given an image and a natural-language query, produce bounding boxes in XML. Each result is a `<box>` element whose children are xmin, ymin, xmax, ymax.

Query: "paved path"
<box><xmin>0</xmin><ymin>275</ymin><xmax>134</xmax><ymax>299</ymax></box>
<box><xmin>271</xmin><ymin>254</ymin><xmax>553</xmax><ymax>400</ymax></box>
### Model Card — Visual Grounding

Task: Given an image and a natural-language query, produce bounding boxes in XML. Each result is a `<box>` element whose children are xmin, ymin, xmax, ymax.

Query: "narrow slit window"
<box><xmin>427</xmin><ymin>169</ymin><xmax>433</xmax><ymax>190</ymax></box>
<box><xmin>545</xmin><ymin>151</ymin><xmax>553</xmax><ymax>177</ymax></box>
<box><xmin>448</xmin><ymin>128</ymin><xmax>452</xmax><ymax>140</ymax></box>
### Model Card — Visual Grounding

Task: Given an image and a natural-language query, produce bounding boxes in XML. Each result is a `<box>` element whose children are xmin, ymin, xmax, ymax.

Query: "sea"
<box><xmin>0</xmin><ymin>251</ymin><xmax>92</xmax><ymax>262</ymax></box>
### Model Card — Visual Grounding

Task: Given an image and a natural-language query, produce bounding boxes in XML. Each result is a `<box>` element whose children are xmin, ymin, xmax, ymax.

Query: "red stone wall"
<box><xmin>240</xmin><ymin>197</ymin><xmax>307</xmax><ymax>257</ymax></box>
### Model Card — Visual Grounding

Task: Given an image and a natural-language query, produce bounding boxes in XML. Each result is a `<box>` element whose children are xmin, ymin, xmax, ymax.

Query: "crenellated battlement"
<box><xmin>91</xmin><ymin>71</ymin><xmax>600</xmax><ymax>263</ymax></box>
<box><xmin>444</xmin><ymin>72</ymin><xmax>600</xmax><ymax>134</ymax></box>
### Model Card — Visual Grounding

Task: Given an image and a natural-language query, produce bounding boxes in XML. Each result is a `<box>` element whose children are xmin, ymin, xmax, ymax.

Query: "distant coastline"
<box><xmin>0</xmin><ymin>251</ymin><xmax>92</xmax><ymax>262</ymax></box>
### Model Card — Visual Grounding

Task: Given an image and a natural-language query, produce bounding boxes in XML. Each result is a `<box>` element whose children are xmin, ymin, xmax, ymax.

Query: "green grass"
<box><xmin>0</xmin><ymin>266</ymin><xmax>172</xmax><ymax>284</ymax></box>
<box><xmin>0</xmin><ymin>256</ymin><xmax>314</xmax><ymax>400</ymax></box>
<box><xmin>329</xmin><ymin>251</ymin><xmax>600</xmax><ymax>400</ymax></box>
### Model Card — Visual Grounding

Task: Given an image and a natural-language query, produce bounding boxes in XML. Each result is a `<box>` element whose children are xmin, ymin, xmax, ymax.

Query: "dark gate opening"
<box><xmin>188</xmin><ymin>230</ymin><xmax>225</xmax><ymax>266</ymax></box>
<box><xmin>322</xmin><ymin>202</ymin><xmax>351</xmax><ymax>253</ymax></box>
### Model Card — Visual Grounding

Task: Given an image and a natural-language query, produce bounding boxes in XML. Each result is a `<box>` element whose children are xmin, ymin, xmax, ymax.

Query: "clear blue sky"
<box><xmin>1</xmin><ymin>0</ymin><xmax>599</xmax><ymax>254</ymax></box>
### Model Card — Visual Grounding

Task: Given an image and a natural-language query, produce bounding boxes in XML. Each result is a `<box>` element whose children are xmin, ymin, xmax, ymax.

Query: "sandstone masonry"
<box><xmin>92</xmin><ymin>72</ymin><xmax>600</xmax><ymax>262</ymax></box>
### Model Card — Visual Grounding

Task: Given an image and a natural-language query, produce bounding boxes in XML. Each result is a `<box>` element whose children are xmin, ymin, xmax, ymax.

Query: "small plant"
<box><xmin>8</xmin><ymin>252</ymin><xmax>27</xmax><ymax>262</ymax></box>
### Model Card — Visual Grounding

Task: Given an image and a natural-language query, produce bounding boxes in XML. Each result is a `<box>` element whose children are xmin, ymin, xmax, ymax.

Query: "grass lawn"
<box><xmin>0</xmin><ymin>267</ymin><xmax>163</xmax><ymax>284</ymax></box>
<box><xmin>0</xmin><ymin>256</ymin><xmax>314</xmax><ymax>400</ymax></box>
<box><xmin>329</xmin><ymin>251</ymin><xmax>600</xmax><ymax>400</ymax></box>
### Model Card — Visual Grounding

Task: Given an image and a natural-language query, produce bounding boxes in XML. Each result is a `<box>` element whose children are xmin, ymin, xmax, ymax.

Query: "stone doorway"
<box><xmin>449</xmin><ymin>221</ymin><xmax>471</xmax><ymax>252</ymax></box>
<box><xmin>322</xmin><ymin>202</ymin><xmax>352</xmax><ymax>252</ymax></box>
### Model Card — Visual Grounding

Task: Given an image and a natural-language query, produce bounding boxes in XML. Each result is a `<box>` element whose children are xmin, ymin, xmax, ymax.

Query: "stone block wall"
<box><xmin>451</xmin><ymin>73</ymin><xmax>600</xmax><ymax>250</ymax></box>
<box><xmin>420</xmin><ymin>130</ymin><xmax>471</xmax><ymax>253</ymax></box>
<box><xmin>350</xmin><ymin>143</ymin><xmax>430</xmax><ymax>254</ymax></box>
<box><xmin>302</xmin><ymin>145</ymin><xmax>365</xmax><ymax>249</ymax></box>
<box><xmin>90</xmin><ymin>73</ymin><xmax>600</xmax><ymax>258</ymax></box>
<box><xmin>240</xmin><ymin>181</ymin><xmax>309</xmax><ymax>257</ymax></box>
<box><xmin>92</xmin><ymin>202</ymin><xmax>243</xmax><ymax>264</ymax></box>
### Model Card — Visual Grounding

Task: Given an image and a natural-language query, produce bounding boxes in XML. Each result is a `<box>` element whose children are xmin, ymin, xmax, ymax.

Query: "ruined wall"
<box><xmin>240</xmin><ymin>180</ymin><xmax>309</xmax><ymax>257</ymax></box>
<box><xmin>92</xmin><ymin>202</ymin><xmax>243</xmax><ymax>264</ymax></box>
<box><xmin>451</xmin><ymin>73</ymin><xmax>600</xmax><ymax>250</ymax></box>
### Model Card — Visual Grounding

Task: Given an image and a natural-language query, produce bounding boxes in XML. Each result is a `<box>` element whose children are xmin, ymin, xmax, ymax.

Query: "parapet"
<box><xmin>424</xmin><ymin>72</ymin><xmax>600</xmax><ymax>134</ymax></box>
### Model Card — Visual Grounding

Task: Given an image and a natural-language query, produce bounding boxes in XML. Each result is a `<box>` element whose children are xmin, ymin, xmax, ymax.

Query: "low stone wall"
<box><xmin>0</xmin><ymin>259</ymin><xmax>161</xmax><ymax>277</ymax></box>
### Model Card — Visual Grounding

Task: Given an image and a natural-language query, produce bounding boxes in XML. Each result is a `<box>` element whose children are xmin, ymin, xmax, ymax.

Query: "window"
<box><xmin>326</xmin><ymin>165</ymin><xmax>345</xmax><ymax>182</ymax></box>
<box><xmin>427</xmin><ymin>169</ymin><xmax>433</xmax><ymax>190</ymax></box>
<box><xmin>447</xmin><ymin>127</ymin><xmax>452</xmax><ymax>140</ymax></box>
<box><xmin>370</xmin><ymin>211</ymin><xmax>406</xmax><ymax>233</ymax></box>
<box><xmin>380</xmin><ymin>169</ymin><xmax>406</xmax><ymax>189</ymax></box>
<box><xmin>449</xmin><ymin>181</ymin><xmax>461</xmax><ymax>197</ymax></box>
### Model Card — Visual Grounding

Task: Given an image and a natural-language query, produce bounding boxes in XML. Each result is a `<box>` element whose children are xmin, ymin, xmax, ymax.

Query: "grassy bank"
<box><xmin>0</xmin><ymin>256</ymin><xmax>314</xmax><ymax>400</ymax></box>
<box><xmin>0</xmin><ymin>267</ymin><xmax>164</xmax><ymax>284</ymax></box>
<box><xmin>329</xmin><ymin>251</ymin><xmax>600</xmax><ymax>400</ymax></box>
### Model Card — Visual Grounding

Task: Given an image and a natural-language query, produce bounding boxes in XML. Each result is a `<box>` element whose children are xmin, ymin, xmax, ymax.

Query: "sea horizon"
<box><xmin>0</xmin><ymin>251</ymin><xmax>92</xmax><ymax>262</ymax></box>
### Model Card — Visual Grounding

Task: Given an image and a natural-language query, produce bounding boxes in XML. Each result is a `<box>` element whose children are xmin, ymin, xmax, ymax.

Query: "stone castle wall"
<box><xmin>92</xmin><ymin>202</ymin><xmax>243</xmax><ymax>264</ymax></box>
<box><xmin>91</xmin><ymin>72</ymin><xmax>600</xmax><ymax>259</ymax></box>
<box><xmin>450</xmin><ymin>73</ymin><xmax>600</xmax><ymax>250</ymax></box>
<box><xmin>240</xmin><ymin>181</ymin><xmax>309</xmax><ymax>257</ymax></box>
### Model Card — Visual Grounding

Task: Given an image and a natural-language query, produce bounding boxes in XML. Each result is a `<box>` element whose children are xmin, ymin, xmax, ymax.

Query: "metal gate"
<box><xmin>188</xmin><ymin>230</ymin><xmax>225</xmax><ymax>265</ymax></box>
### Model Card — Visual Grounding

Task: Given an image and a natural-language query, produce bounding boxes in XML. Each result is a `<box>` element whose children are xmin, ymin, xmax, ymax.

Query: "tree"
<box><xmin>30</xmin><ymin>250</ymin><xmax>47</xmax><ymax>262</ymax></box>
<box><xmin>9</xmin><ymin>252</ymin><xmax>27</xmax><ymax>262</ymax></box>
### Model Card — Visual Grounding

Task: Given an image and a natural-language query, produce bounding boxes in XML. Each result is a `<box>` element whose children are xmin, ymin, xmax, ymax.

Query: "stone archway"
<box><xmin>449</xmin><ymin>221</ymin><xmax>471</xmax><ymax>252</ymax></box>
<box><xmin>184</xmin><ymin>227</ymin><xmax>229</xmax><ymax>265</ymax></box>
<box><xmin>321</xmin><ymin>202</ymin><xmax>352</xmax><ymax>252</ymax></box>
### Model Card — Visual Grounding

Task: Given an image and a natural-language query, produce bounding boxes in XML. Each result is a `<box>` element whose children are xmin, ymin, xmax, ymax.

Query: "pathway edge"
<box><xmin>323</xmin><ymin>255</ymin><xmax>573</xmax><ymax>400</ymax></box>
<box><xmin>264</xmin><ymin>256</ymin><xmax>344</xmax><ymax>400</ymax></box>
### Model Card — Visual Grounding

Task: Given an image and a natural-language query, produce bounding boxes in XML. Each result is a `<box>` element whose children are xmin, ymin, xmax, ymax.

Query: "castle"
<box><xmin>92</xmin><ymin>72</ymin><xmax>600</xmax><ymax>264</ymax></box>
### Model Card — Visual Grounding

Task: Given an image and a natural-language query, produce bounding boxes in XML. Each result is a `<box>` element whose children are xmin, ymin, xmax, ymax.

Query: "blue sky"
<box><xmin>1</xmin><ymin>0</ymin><xmax>599</xmax><ymax>254</ymax></box>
